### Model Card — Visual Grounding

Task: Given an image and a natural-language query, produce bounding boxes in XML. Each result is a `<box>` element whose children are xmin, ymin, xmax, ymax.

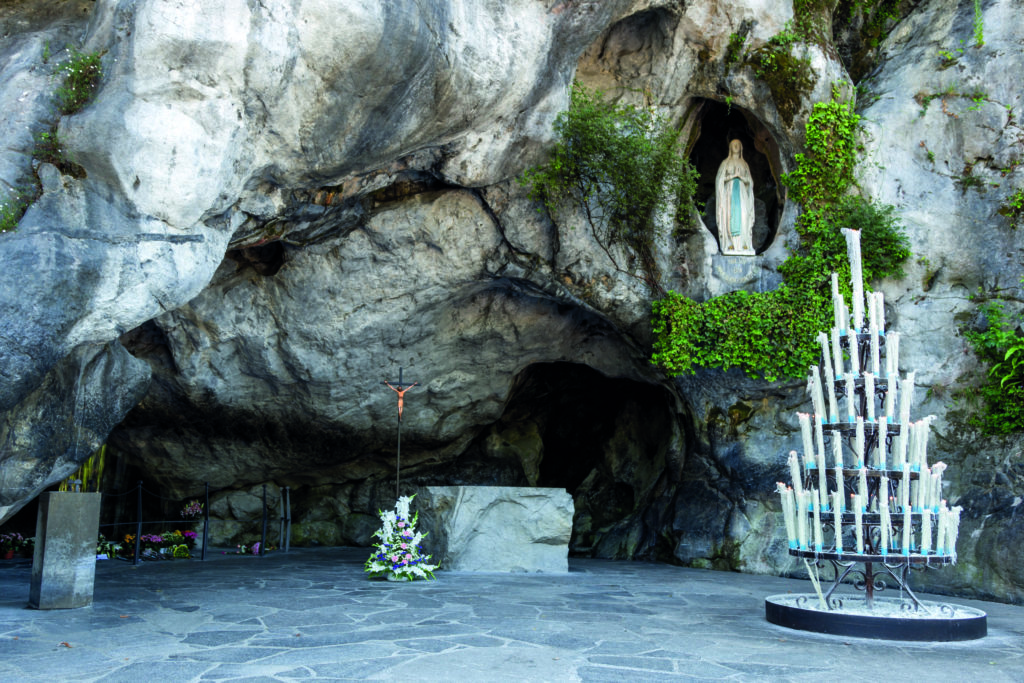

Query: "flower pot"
<box><xmin>2</xmin><ymin>550</ymin><xmax>14</xmax><ymax>560</ymax></box>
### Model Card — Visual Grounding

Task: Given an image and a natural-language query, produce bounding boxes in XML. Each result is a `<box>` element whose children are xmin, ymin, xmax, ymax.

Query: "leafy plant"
<box><xmin>998</xmin><ymin>188</ymin><xmax>1024</xmax><ymax>229</ymax></box>
<box><xmin>973</xmin><ymin>0</ymin><xmax>984</xmax><ymax>47</ymax></box>
<box><xmin>0</xmin><ymin>184</ymin><xmax>38</xmax><ymax>234</ymax></box>
<box><xmin>962</xmin><ymin>294</ymin><xmax>1024</xmax><ymax>434</ymax></box>
<box><xmin>725</xmin><ymin>31</ymin><xmax>748</xmax><ymax>67</ymax></box>
<box><xmin>747</xmin><ymin>24</ymin><xmax>816</xmax><ymax>126</ymax></box>
<box><xmin>937</xmin><ymin>42</ymin><xmax>964</xmax><ymax>69</ymax></box>
<box><xmin>54</xmin><ymin>48</ymin><xmax>103</xmax><ymax>115</ymax></box>
<box><xmin>652</xmin><ymin>87</ymin><xmax>910</xmax><ymax>380</ymax></box>
<box><xmin>521</xmin><ymin>83</ymin><xmax>700</xmax><ymax>291</ymax></box>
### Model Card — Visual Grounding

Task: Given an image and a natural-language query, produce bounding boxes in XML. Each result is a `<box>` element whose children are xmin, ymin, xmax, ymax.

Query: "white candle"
<box><xmin>864</xmin><ymin>373</ymin><xmax>875</xmax><ymax>422</ymax></box>
<box><xmin>915</xmin><ymin>464</ymin><xmax>930</xmax><ymax>510</ymax></box>
<box><xmin>812</xmin><ymin>490</ymin><xmax>823</xmax><ymax>551</ymax></box>
<box><xmin>831</xmin><ymin>327</ymin><xmax>843</xmax><ymax>378</ymax></box>
<box><xmin>825</xmin><ymin>366</ymin><xmax>839</xmax><ymax>424</ymax></box>
<box><xmin>814</xmin><ymin>419</ymin><xmax>826</xmax><ymax>481</ymax></box>
<box><xmin>820</xmin><ymin>332</ymin><xmax>834</xmax><ymax>380</ymax></box>
<box><xmin>832</xmin><ymin>490</ymin><xmax>844</xmax><ymax>553</ymax></box>
<box><xmin>845</xmin><ymin>373</ymin><xmax>856</xmax><ymax>422</ymax></box>
<box><xmin>816</xmin><ymin>442</ymin><xmax>829</xmax><ymax>511</ymax></box>
<box><xmin>849</xmin><ymin>326</ymin><xmax>860</xmax><ymax>376</ymax></box>
<box><xmin>901</xmin><ymin>374</ymin><xmax>917</xmax><ymax>464</ymax></box>
<box><xmin>921</xmin><ymin>508</ymin><xmax>932</xmax><ymax>555</ymax></box>
<box><xmin>869</xmin><ymin>296</ymin><xmax>880</xmax><ymax>376</ymax></box>
<box><xmin>880</xmin><ymin>496</ymin><xmax>891</xmax><ymax>555</ymax></box>
<box><xmin>886</xmin><ymin>331</ymin><xmax>899</xmax><ymax>379</ymax></box>
<box><xmin>876</xmin><ymin>291</ymin><xmax>885</xmax><ymax>333</ymax></box>
<box><xmin>936</xmin><ymin>501</ymin><xmax>948</xmax><ymax>555</ymax></box>
<box><xmin>832</xmin><ymin>435</ymin><xmax>844</xmax><ymax>469</ymax></box>
<box><xmin>841</xmin><ymin>299</ymin><xmax>851</xmax><ymax>336</ymax></box>
<box><xmin>844</xmin><ymin>228</ymin><xmax>865</xmax><ymax>332</ymax></box>
<box><xmin>877</xmin><ymin>417</ymin><xmax>887</xmax><ymax>470</ymax></box>
<box><xmin>884</xmin><ymin>372</ymin><xmax>896</xmax><ymax>420</ymax></box>
<box><xmin>855</xmin><ymin>416</ymin><xmax>865</xmax><ymax>467</ymax></box>
<box><xmin>949</xmin><ymin>506</ymin><xmax>962</xmax><ymax>561</ymax></box>
<box><xmin>858</xmin><ymin>467</ymin><xmax>868</xmax><ymax>510</ymax></box>
<box><xmin>797</xmin><ymin>490</ymin><xmax>809</xmax><ymax>550</ymax></box>
<box><xmin>932</xmin><ymin>462</ymin><xmax>947</xmax><ymax>512</ymax></box>
<box><xmin>902</xmin><ymin>495</ymin><xmax>912</xmax><ymax>555</ymax></box>
<box><xmin>810</xmin><ymin>367</ymin><xmax>826</xmax><ymax>424</ymax></box>
<box><xmin>901</xmin><ymin>463</ymin><xmax>911</xmax><ymax>512</ymax></box>
<box><xmin>778</xmin><ymin>483</ymin><xmax>797</xmax><ymax>548</ymax></box>
<box><xmin>788</xmin><ymin>450</ymin><xmax>804</xmax><ymax>497</ymax></box>
<box><xmin>798</xmin><ymin>413</ymin><xmax>815</xmax><ymax>471</ymax></box>
<box><xmin>853</xmin><ymin>494</ymin><xmax>864</xmax><ymax>553</ymax></box>
<box><xmin>920</xmin><ymin>415</ymin><xmax>934</xmax><ymax>470</ymax></box>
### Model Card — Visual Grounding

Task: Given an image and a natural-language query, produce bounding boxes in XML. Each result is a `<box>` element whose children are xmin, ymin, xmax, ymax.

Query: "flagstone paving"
<box><xmin>1</xmin><ymin>548</ymin><xmax>1022</xmax><ymax>681</ymax></box>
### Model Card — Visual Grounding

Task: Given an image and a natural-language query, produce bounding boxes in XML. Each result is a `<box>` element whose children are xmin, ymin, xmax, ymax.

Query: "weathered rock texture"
<box><xmin>1</xmin><ymin>0</ymin><xmax>1022</xmax><ymax>602</ymax></box>
<box><xmin>418</xmin><ymin>486</ymin><xmax>573</xmax><ymax>572</ymax></box>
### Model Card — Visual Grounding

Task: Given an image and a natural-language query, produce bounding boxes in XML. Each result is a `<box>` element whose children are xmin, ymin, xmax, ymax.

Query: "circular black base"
<box><xmin>765</xmin><ymin>594</ymin><xmax>987</xmax><ymax>641</ymax></box>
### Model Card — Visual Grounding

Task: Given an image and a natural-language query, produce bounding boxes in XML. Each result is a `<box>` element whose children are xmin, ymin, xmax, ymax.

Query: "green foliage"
<box><xmin>32</xmin><ymin>129</ymin><xmax>85</xmax><ymax>177</ymax></box>
<box><xmin>998</xmin><ymin>188</ymin><xmax>1024</xmax><ymax>229</ymax></box>
<box><xmin>0</xmin><ymin>182</ymin><xmax>40</xmax><ymax>234</ymax></box>
<box><xmin>747</xmin><ymin>23</ymin><xmax>816</xmax><ymax>126</ymax></box>
<box><xmin>652</xmin><ymin>87</ymin><xmax>911</xmax><ymax>380</ymax></box>
<box><xmin>937</xmin><ymin>42</ymin><xmax>964</xmax><ymax>69</ymax></box>
<box><xmin>962</xmin><ymin>295</ymin><xmax>1024</xmax><ymax>435</ymax></box>
<box><xmin>973</xmin><ymin>0</ymin><xmax>985</xmax><ymax>47</ymax></box>
<box><xmin>54</xmin><ymin>48</ymin><xmax>103</xmax><ymax>115</ymax></box>
<box><xmin>725</xmin><ymin>32</ymin><xmax>748</xmax><ymax>67</ymax></box>
<box><xmin>521</xmin><ymin>83</ymin><xmax>700</xmax><ymax>290</ymax></box>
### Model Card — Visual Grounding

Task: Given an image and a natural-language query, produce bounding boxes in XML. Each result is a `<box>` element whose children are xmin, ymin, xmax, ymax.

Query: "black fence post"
<box><xmin>260</xmin><ymin>484</ymin><xmax>268</xmax><ymax>557</ymax></box>
<box><xmin>201</xmin><ymin>482</ymin><xmax>209</xmax><ymax>561</ymax></box>
<box><xmin>133</xmin><ymin>481</ymin><xmax>142</xmax><ymax>566</ymax></box>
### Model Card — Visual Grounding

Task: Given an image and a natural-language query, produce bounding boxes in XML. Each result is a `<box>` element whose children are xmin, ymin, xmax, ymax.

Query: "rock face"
<box><xmin>0</xmin><ymin>0</ymin><xmax>1022</xmax><ymax>604</ymax></box>
<box><xmin>418</xmin><ymin>486</ymin><xmax>573</xmax><ymax>572</ymax></box>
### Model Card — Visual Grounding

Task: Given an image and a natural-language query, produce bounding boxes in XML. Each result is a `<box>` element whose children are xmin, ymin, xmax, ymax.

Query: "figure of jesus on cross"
<box><xmin>381</xmin><ymin>367</ymin><xmax>419</xmax><ymax>498</ymax></box>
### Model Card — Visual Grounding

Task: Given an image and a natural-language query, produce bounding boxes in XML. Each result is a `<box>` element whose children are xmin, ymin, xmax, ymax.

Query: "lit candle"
<box><xmin>832</xmin><ymin>490</ymin><xmax>843</xmax><ymax>553</ymax></box>
<box><xmin>797</xmin><ymin>490</ymin><xmax>809</xmax><ymax>550</ymax></box>
<box><xmin>855</xmin><ymin>416</ymin><xmax>865</xmax><ymax>467</ymax></box>
<box><xmin>844</xmin><ymin>228</ymin><xmax>865</xmax><ymax>333</ymax></box>
<box><xmin>853</xmin><ymin>494</ymin><xmax>864</xmax><ymax>553</ymax></box>
<box><xmin>921</xmin><ymin>508</ymin><xmax>932</xmax><ymax>555</ymax></box>
<box><xmin>864</xmin><ymin>373</ymin><xmax>875</xmax><ymax>422</ymax></box>
<box><xmin>844</xmin><ymin>373</ymin><xmax>856</xmax><ymax>422</ymax></box>
<box><xmin>876</xmin><ymin>416</ymin><xmax>887</xmax><ymax>470</ymax></box>
<box><xmin>798</xmin><ymin>413</ymin><xmax>815</xmax><ymax>471</ymax></box>
<box><xmin>886</xmin><ymin>331</ymin><xmax>899</xmax><ymax>379</ymax></box>
<box><xmin>831</xmin><ymin>327</ymin><xmax>843</xmax><ymax>378</ymax></box>
<box><xmin>812</xmin><ymin>489</ymin><xmax>823</xmax><ymax>552</ymax></box>
<box><xmin>788</xmin><ymin>450</ymin><xmax>804</xmax><ymax>498</ymax></box>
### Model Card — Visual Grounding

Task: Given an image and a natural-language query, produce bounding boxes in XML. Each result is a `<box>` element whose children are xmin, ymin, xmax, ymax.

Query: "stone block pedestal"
<box><xmin>29</xmin><ymin>491</ymin><xmax>102</xmax><ymax>609</ymax></box>
<box><xmin>418</xmin><ymin>486</ymin><xmax>573</xmax><ymax>572</ymax></box>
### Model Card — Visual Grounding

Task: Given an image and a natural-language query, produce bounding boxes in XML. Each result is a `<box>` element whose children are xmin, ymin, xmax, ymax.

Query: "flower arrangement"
<box><xmin>96</xmin><ymin>535</ymin><xmax>121</xmax><ymax>558</ymax></box>
<box><xmin>0</xmin><ymin>532</ymin><xmax>27</xmax><ymax>556</ymax></box>
<box><xmin>180</xmin><ymin>500</ymin><xmax>203</xmax><ymax>520</ymax></box>
<box><xmin>365</xmin><ymin>495</ymin><xmax>437</xmax><ymax>581</ymax></box>
<box><xmin>172</xmin><ymin>544</ymin><xmax>191</xmax><ymax>559</ymax></box>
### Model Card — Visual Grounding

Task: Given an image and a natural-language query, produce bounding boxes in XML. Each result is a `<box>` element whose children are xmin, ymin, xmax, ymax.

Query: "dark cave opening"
<box><xmin>463</xmin><ymin>362</ymin><xmax>677</xmax><ymax>557</ymax></box>
<box><xmin>687</xmin><ymin>99</ymin><xmax>782</xmax><ymax>254</ymax></box>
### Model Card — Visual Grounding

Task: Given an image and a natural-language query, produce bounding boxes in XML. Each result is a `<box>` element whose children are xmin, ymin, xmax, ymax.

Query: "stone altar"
<box><xmin>418</xmin><ymin>486</ymin><xmax>573</xmax><ymax>572</ymax></box>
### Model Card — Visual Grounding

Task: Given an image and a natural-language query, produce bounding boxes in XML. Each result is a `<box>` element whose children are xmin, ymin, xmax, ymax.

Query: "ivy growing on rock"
<box><xmin>521</xmin><ymin>83</ymin><xmax>700</xmax><ymax>292</ymax></box>
<box><xmin>652</xmin><ymin>87</ymin><xmax>910</xmax><ymax>382</ymax></box>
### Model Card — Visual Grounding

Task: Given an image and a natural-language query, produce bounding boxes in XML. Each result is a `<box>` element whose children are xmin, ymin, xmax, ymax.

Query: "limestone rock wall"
<box><xmin>1</xmin><ymin>0</ymin><xmax>1022</xmax><ymax>603</ymax></box>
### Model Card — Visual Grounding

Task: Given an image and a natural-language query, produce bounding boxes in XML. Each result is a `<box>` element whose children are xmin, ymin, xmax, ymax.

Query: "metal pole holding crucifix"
<box><xmin>382</xmin><ymin>367</ymin><xmax>418</xmax><ymax>499</ymax></box>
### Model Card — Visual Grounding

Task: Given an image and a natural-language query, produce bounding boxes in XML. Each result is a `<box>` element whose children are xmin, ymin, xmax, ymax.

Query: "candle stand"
<box><xmin>765</xmin><ymin>230</ymin><xmax>987</xmax><ymax>642</ymax></box>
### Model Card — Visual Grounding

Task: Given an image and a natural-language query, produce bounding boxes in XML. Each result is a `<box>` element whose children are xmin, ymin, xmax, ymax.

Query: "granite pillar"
<box><xmin>29</xmin><ymin>491</ymin><xmax>102</xmax><ymax>609</ymax></box>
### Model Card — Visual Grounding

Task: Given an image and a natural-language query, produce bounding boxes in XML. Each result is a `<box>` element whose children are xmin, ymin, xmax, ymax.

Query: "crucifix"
<box><xmin>381</xmin><ymin>367</ymin><xmax>419</xmax><ymax>499</ymax></box>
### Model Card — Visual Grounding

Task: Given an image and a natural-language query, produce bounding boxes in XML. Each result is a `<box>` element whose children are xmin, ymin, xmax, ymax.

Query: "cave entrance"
<box><xmin>474</xmin><ymin>362</ymin><xmax>676</xmax><ymax>557</ymax></box>
<box><xmin>686</xmin><ymin>99</ymin><xmax>783</xmax><ymax>254</ymax></box>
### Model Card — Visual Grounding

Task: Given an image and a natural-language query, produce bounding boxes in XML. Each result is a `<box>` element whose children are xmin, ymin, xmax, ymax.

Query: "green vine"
<box><xmin>961</xmin><ymin>292</ymin><xmax>1024</xmax><ymax>435</ymax></box>
<box><xmin>999</xmin><ymin>188</ymin><xmax>1024</xmax><ymax>229</ymax></box>
<box><xmin>520</xmin><ymin>83</ymin><xmax>700</xmax><ymax>291</ymax></box>
<box><xmin>652</xmin><ymin>87</ymin><xmax>910</xmax><ymax>381</ymax></box>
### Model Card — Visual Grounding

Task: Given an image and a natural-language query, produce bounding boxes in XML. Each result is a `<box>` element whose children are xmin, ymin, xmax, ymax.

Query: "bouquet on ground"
<box><xmin>365</xmin><ymin>495</ymin><xmax>438</xmax><ymax>581</ymax></box>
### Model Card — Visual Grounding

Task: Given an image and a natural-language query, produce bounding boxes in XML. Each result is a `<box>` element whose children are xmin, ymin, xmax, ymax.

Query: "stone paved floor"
<box><xmin>1</xmin><ymin>548</ymin><xmax>1022</xmax><ymax>681</ymax></box>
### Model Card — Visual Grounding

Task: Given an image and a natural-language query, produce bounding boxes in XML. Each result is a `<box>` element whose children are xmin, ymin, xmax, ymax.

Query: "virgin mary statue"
<box><xmin>715</xmin><ymin>139</ymin><xmax>755</xmax><ymax>255</ymax></box>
